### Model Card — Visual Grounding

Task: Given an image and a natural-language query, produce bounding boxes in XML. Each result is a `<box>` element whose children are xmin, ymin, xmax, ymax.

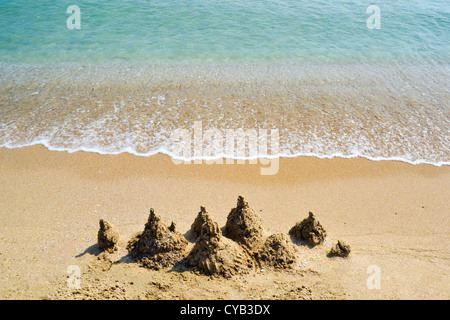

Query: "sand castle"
<box><xmin>97</xmin><ymin>196</ymin><xmax>349</xmax><ymax>278</ymax></box>
<box><xmin>126</xmin><ymin>208</ymin><xmax>188</xmax><ymax>270</ymax></box>
<box><xmin>289</xmin><ymin>212</ymin><xmax>327</xmax><ymax>247</ymax></box>
<box><xmin>97</xmin><ymin>219</ymin><xmax>119</xmax><ymax>252</ymax></box>
<box><xmin>224</xmin><ymin>196</ymin><xmax>265</xmax><ymax>250</ymax></box>
<box><xmin>190</xmin><ymin>206</ymin><xmax>211</xmax><ymax>239</ymax></box>
<box><xmin>186</xmin><ymin>210</ymin><xmax>254</xmax><ymax>278</ymax></box>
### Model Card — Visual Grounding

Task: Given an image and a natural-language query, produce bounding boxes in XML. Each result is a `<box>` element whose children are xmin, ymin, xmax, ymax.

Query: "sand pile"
<box><xmin>186</xmin><ymin>211</ymin><xmax>254</xmax><ymax>278</ymax></box>
<box><xmin>190</xmin><ymin>206</ymin><xmax>210</xmax><ymax>239</ymax></box>
<box><xmin>289</xmin><ymin>212</ymin><xmax>326</xmax><ymax>247</ymax></box>
<box><xmin>96</xmin><ymin>198</ymin><xmax>347</xmax><ymax>278</ymax></box>
<box><xmin>97</xmin><ymin>219</ymin><xmax>119</xmax><ymax>252</ymax></box>
<box><xmin>127</xmin><ymin>209</ymin><xmax>188</xmax><ymax>270</ymax></box>
<box><xmin>328</xmin><ymin>241</ymin><xmax>351</xmax><ymax>258</ymax></box>
<box><xmin>255</xmin><ymin>233</ymin><xmax>298</xmax><ymax>269</ymax></box>
<box><xmin>224</xmin><ymin>196</ymin><xmax>264</xmax><ymax>250</ymax></box>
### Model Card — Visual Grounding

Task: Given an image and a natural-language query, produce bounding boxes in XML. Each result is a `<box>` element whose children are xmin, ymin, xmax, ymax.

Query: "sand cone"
<box><xmin>224</xmin><ymin>196</ymin><xmax>264</xmax><ymax>250</ymax></box>
<box><xmin>187</xmin><ymin>212</ymin><xmax>254</xmax><ymax>278</ymax></box>
<box><xmin>127</xmin><ymin>208</ymin><xmax>188</xmax><ymax>270</ymax></box>
<box><xmin>97</xmin><ymin>219</ymin><xmax>119</xmax><ymax>252</ymax></box>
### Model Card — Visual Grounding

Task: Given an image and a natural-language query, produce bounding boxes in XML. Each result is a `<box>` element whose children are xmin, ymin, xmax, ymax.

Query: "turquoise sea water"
<box><xmin>0</xmin><ymin>0</ymin><xmax>449</xmax><ymax>64</ymax></box>
<box><xmin>0</xmin><ymin>1</ymin><xmax>449</xmax><ymax>165</ymax></box>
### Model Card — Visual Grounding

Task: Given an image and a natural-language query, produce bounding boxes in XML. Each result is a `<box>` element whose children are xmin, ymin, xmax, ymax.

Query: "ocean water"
<box><xmin>0</xmin><ymin>1</ymin><xmax>449</xmax><ymax>165</ymax></box>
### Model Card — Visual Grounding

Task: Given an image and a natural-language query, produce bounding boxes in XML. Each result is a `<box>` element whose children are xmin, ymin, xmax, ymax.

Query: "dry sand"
<box><xmin>0</xmin><ymin>145</ymin><xmax>449</xmax><ymax>299</ymax></box>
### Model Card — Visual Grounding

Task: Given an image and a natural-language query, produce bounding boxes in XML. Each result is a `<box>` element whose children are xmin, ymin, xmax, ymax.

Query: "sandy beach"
<box><xmin>0</xmin><ymin>145</ymin><xmax>448</xmax><ymax>300</ymax></box>
<box><xmin>1</xmin><ymin>0</ymin><xmax>449</xmax><ymax>304</ymax></box>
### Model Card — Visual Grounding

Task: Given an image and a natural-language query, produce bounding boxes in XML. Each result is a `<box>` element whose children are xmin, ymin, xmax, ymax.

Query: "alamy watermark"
<box><xmin>367</xmin><ymin>5</ymin><xmax>381</xmax><ymax>29</ymax></box>
<box><xmin>170</xmin><ymin>121</ymin><xmax>280</xmax><ymax>175</ymax></box>
<box><xmin>67</xmin><ymin>265</ymin><xmax>81</xmax><ymax>289</ymax></box>
<box><xmin>67</xmin><ymin>5</ymin><xmax>81</xmax><ymax>30</ymax></box>
<box><xmin>366</xmin><ymin>264</ymin><xmax>381</xmax><ymax>290</ymax></box>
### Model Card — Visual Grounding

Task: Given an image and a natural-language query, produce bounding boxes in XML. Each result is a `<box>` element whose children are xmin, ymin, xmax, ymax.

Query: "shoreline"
<box><xmin>3</xmin><ymin>143</ymin><xmax>450</xmax><ymax>167</ymax></box>
<box><xmin>0</xmin><ymin>145</ymin><xmax>449</xmax><ymax>299</ymax></box>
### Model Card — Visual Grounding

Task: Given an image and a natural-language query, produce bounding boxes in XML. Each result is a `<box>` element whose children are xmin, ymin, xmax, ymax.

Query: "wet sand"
<box><xmin>0</xmin><ymin>145</ymin><xmax>449</xmax><ymax>299</ymax></box>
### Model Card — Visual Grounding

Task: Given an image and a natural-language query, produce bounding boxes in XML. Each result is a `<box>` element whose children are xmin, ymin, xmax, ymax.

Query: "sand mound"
<box><xmin>97</xmin><ymin>219</ymin><xmax>119</xmax><ymax>252</ymax></box>
<box><xmin>289</xmin><ymin>212</ymin><xmax>326</xmax><ymax>247</ymax></box>
<box><xmin>190</xmin><ymin>206</ymin><xmax>210</xmax><ymax>239</ymax></box>
<box><xmin>224</xmin><ymin>196</ymin><xmax>264</xmax><ymax>250</ymax></box>
<box><xmin>256</xmin><ymin>233</ymin><xmax>298</xmax><ymax>269</ymax></box>
<box><xmin>186</xmin><ymin>213</ymin><xmax>254</xmax><ymax>278</ymax></box>
<box><xmin>127</xmin><ymin>209</ymin><xmax>188</xmax><ymax>270</ymax></box>
<box><xmin>328</xmin><ymin>241</ymin><xmax>351</xmax><ymax>258</ymax></box>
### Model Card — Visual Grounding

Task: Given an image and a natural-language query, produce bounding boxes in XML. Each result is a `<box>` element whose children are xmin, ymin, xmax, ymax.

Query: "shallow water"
<box><xmin>1</xmin><ymin>1</ymin><xmax>449</xmax><ymax>63</ymax></box>
<box><xmin>0</xmin><ymin>1</ymin><xmax>449</xmax><ymax>165</ymax></box>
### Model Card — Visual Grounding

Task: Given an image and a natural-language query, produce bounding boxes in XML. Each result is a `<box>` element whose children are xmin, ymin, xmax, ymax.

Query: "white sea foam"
<box><xmin>2</xmin><ymin>136</ymin><xmax>449</xmax><ymax>167</ymax></box>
